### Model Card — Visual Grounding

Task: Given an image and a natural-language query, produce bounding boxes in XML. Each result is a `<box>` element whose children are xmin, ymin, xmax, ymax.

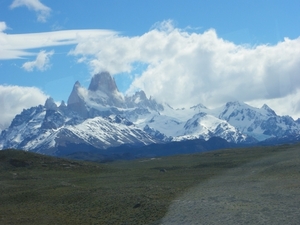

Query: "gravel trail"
<box><xmin>160</xmin><ymin>147</ymin><xmax>300</xmax><ymax>225</ymax></box>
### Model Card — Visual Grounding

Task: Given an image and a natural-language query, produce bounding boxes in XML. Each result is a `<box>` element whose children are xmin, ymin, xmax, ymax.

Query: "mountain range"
<box><xmin>1</xmin><ymin>72</ymin><xmax>300</xmax><ymax>157</ymax></box>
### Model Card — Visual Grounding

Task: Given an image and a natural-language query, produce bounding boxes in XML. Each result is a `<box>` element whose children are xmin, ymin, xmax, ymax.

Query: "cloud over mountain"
<box><xmin>70</xmin><ymin>21</ymin><xmax>300</xmax><ymax>118</ymax></box>
<box><xmin>0</xmin><ymin>20</ymin><xmax>299</xmax><ymax>119</ymax></box>
<box><xmin>0</xmin><ymin>85</ymin><xmax>47</xmax><ymax>130</ymax></box>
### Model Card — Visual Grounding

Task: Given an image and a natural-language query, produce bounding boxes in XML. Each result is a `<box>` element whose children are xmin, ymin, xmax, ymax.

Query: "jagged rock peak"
<box><xmin>135</xmin><ymin>90</ymin><xmax>147</xmax><ymax>99</ymax></box>
<box><xmin>125</xmin><ymin>90</ymin><xmax>147</xmax><ymax>107</ymax></box>
<box><xmin>67</xmin><ymin>81</ymin><xmax>83</xmax><ymax>105</ymax></box>
<box><xmin>74</xmin><ymin>81</ymin><xmax>81</xmax><ymax>88</ymax></box>
<box><xmin>44</xmin><ymin>97</ymin><xmax>57</xmax><ymax>110</ymax></box>
<box><xmin>88</xmin><ymin>71</ymin><xmax>119</xmax><ymax>94</ymax></box>
<box><xmin>59</xmin><ymin>100</ymin><xmax>66</xmax><ymax>107</ymax></box>
<box><xmin>58</xmin><ymin>100</ymin><xmax>67</xmax><ymax>111</ymax></box>
<box><xmin>261</xmin><ymin>104</ymin><xmax>276</xmax><ymax>116</ymax></box>
<box><xmin>67</xmin><ymin>80</ymin><xmax>88</xmax><ymax>117</ymax></box>
<box><xmin>125</xmin><ymin>90</ymin><xmax>164</xmax><ymax>111</ymax></box>
<box><xmin>225</xmin><ymin>101</ymin><xmax>245</xmax><ymax>108</ymax></box>
<box><xmin>129</xmin><ymin>90</ymin><xmax>148</xmax><ymax>103</ymax></box>
<box><xmin>190</xmin><ymin>103</ymin><xmax>207</xmax><ymax>110</ymax></box>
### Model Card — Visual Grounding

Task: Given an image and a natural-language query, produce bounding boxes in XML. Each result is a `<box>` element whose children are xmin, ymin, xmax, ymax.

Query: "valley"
<box><xmin>1</xmin><ymin>143</ymin><xmax>300</xmax><ymax>224</ymax></box>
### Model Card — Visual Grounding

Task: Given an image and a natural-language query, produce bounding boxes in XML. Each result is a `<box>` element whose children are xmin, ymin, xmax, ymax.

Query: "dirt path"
<box><xmin>160</xmin><ymin>147</ymin><xmax>300</xmax><ymax>225</ymax></box>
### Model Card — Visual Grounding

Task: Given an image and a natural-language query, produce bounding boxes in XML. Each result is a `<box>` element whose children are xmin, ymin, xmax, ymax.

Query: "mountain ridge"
<box><xmin>1</xmin><ymin>71</ymin><xmax>300</xmax><ymax>156</ymax></box>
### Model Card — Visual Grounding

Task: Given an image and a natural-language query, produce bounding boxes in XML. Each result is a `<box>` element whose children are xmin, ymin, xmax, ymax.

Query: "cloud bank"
<box><xmin>0</xmin><ymin>85</ymin><xmax>48</xmax><ymax>130</ymax></box>
<box><xmin>70</xmin><ymin>21</ymin><xmax>300</xmax><ymax>118</ymax></box>
<box><xmin>1</xmin><ymin>20</ymin><xmax>300</xmax><ymax>119</ymax></box>
<box><xmin>10</xmin><ymin>0</ymin><xmax>51</xmax><ymax>22</ymax></box>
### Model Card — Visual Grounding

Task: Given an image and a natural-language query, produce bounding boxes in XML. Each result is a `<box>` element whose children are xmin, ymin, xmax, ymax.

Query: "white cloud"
<box><xmin>1</xmin><ymin>20</ymin><xmax>300</xmax><ymax>119</ymax></box>
<box><xmin>22</xmin><ymin>50</ymin><xmax>54</xmax><ymax>71</ymax></box>
<box><xmin>10</xmin><ymin>0</ymin><xmax>51</xmax><ymax>22</ymax></box>
<box><xmin>0</xmin><ymin>85</ymin><xmax>48</xmax><ymax>130</ymax></box>
<box><xmin>69</xmin><ymin>21</ymin><xmax>300</xmax><ymax>118</ymax></box>
<box><xmin>0</xmin><ymin>22</ymin><xmax>7</xmax><ymax>32</ymax></box>
<box><xmin>0</xmin><ymin>23</ymin><xmax>116</xmax><ymax>59</ymax></box>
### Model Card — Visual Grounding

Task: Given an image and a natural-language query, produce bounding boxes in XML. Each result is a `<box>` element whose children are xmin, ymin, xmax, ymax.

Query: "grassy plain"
<box><xmin>0</xmin><ymin>143</ymin><xmax>300</xmax><ymax>224</ymax></box>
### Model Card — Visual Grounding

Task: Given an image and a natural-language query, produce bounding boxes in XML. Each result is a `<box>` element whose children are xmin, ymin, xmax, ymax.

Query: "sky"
<box><xmin>0</xmin><ymin>0</ymin><xmax>300</xmax><ymax>130</ymax></box>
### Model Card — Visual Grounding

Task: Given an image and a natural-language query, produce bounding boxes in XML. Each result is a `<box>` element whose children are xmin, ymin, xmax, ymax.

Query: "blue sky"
<box><xmin>0</xmin><ymin>0</ymin><xmax>300</xmax><ymax>129</ymax></box>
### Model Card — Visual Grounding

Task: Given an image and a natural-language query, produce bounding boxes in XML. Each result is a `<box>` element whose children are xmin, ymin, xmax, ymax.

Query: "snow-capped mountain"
<box><xmin>0</xmin><ymin>98</ymin><xmax>158</xmax><ymax>155</ymax></box>
<box><xmin>1</xmin><ymin>71</ymin><xmax>300</xmax><ymax>155</ymax></box>
<box><xmin>175</xmin><ymin>112</ymin><xmax>250</xmax><ymax>143</ymax></box>
<box><xmin>217</xmin><ymin>101</ymin><xmax>300</xmax><ymax>141</ymax></box>
<box><xmin>130</xmin><ymin>104</ymin><xmax>252</xmax><ymax>143</ymax></box>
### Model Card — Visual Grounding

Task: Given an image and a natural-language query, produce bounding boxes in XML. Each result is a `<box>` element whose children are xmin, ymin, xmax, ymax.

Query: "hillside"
<box><xmin>1</xmin><ymin>144</ymin><xmax>300</xmax><ymax>224</ymax></box>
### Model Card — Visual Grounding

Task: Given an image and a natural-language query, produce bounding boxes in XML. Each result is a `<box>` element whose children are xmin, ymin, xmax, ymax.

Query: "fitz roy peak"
<box><xmin>1</xmin><ymin>72</ymin><xmax>300</xmax><ymax>156</ymax></box>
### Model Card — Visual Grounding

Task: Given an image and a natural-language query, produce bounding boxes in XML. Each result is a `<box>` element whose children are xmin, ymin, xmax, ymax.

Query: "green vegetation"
<box><xmin>0</xmin><ymin>143</ymin><xmax>300</xmax><ymax>224</ymax></box>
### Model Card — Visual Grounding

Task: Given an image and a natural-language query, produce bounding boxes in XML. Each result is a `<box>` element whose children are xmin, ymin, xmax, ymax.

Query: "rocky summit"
<box><xmin>88</xmin><ymin>71</ymin><xmax>119</xmax><ymax>93</ymax></box>
<box><xmin>1</xmin><ymin>71</ymin><xmax>300</xmax><ymax>156</ymax></box>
